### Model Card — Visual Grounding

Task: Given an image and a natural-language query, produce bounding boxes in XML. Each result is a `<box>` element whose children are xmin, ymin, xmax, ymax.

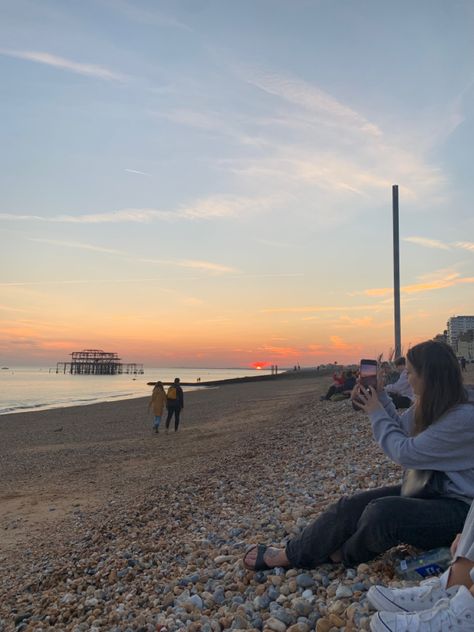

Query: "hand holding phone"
<box><xmin>360</xmin><ymin>359</ymin><xmax>378</xmax><ymax>389</ymax></box>
<box><xmin>352</xmin><ymin>358</ymin><xmax>378</xmax><ymax>410</ymax></box>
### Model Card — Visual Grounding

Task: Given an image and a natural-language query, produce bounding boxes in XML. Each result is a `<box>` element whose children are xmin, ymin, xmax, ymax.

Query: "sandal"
<box><xmin>243</xmin><ymin>544</ymin><xmax>272</xmax><ymax>571</ymax></box>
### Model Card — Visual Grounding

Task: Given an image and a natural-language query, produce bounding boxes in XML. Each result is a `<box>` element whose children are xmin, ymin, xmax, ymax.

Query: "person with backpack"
<box><xmin>165</xmin><ymin>377</ymin><xmax>184</xmax><ymax>432</ymax></box>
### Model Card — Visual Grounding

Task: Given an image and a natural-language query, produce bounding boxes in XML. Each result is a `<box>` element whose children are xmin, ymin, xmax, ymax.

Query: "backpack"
<box><xmin>167</xmin><ymin>386</ymin><xmax>177</xmax><ymax>400</ymax></box>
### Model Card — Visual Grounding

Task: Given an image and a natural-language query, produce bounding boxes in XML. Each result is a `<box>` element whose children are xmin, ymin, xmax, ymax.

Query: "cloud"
<box><xmin>0</xmin><ymin>209</ymin><xmax>175</xmax><ymax>223</ymax></box>
<box><xmin>404</xmin><ymin>236</ymin><xmax>451</xmax><ymax>250</ymax></box>
<box><xmin>454</xmin><ymin>241</ymin><xmax>474</xmax><ymax>253</ymax></box>
<box><xmin>242</xmin><ymin>67</ymin><xmax>383</xmax><ymax>139</ymax></box>
<box><xmin>28</xmin><ymin>238</ymin><xmax>122</xmax><ymax>255</ymax></box>
<box><xmin>216</xmin><ymin>65</ymin><xmax>446</xmax><ymax>211</ymax></box>
<box><xmin>125</xmin><ymin>168</ymin><xmax>151</xmax><ymax>177</ymax></box>
<box><xmin>0</xmin><ymin>49</ymin><xmax>127</xmax><ymax>81</ymax></box>
<box><xmin>329</xmin><ymin>335</ymin><xmax>353</xmax><ymax>350</ymax></box>
<box><xmin>179</xmin><ymin>195</ymin><xmax>274</xmax><ymax>219</ymax></box>
<box><xmin>0</xmin><ymin>195</ymin><xmax>276</xmax><ymax>224</ymax></box>
<box><xmin>261</xmin><ymin>302</ymin><xmax>391</xmax><ymax>314</ymax></box>
<box><xmin>362</xmin><ymin>271</ymin><xmax>474</xmax><ymax>297</ymax></box>
<box><xmin>25</xmin><ymin>237</ymin><xmax>238</xmax><ymax>275</ymax></box>
<box><xmin>154</xmin><ymin>108</ymin><xmax>264</xmax><ymax>147</ymax></box>
<box><xmin>404</xmin><ymin>237</ymin><xmax>474</xmax><ymax>253</ymax></box>
<box><xmin>140</xmin><ymin>257</ymin><xmax>238</xmax><ymax>274</ymax></box>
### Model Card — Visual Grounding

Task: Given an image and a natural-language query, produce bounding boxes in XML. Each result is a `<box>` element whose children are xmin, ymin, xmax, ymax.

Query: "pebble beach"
<box><xmin>1</xmin><ymin>368</ymin><xmax>472</xmax><ymax>632</ymax></box>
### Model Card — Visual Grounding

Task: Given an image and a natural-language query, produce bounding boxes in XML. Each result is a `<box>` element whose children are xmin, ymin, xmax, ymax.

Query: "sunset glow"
<box><xmin>1</xmin><ymin>3</ymin><xmax>473</xmax><ymax>367</ymax></box>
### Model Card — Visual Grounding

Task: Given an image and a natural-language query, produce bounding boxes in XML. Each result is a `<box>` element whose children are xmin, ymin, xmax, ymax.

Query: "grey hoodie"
<box><xmin>369</xmin><ymin>392</ymin><xmax>474</xmax><ymax>503</ymax></box>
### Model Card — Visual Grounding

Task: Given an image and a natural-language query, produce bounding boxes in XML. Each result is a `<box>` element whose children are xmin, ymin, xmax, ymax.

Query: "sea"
<box><xmin>0</xmin><ymin>366</ymin><xmax>272</xmax><ymax>416</ymax></box>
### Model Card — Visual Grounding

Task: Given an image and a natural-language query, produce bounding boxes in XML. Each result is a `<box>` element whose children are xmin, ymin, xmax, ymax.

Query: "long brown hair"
<box><xmin>407</xmin><ymin>340</ymin><xmax>467</xmax><ymax>434</ymax></box>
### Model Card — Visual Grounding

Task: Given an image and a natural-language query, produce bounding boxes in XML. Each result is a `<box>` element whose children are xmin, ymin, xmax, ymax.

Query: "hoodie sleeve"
<box><xmin>369</xmin><ymin>404</ymin><xmax>474</xmax><ymax>471</ymax></box>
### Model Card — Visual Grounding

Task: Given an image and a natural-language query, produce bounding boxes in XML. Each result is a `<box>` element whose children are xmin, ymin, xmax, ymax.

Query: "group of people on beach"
<box><xmin>321</xmin><ymin>356</ymin><xmax>414</xmax><ymax>409</ymax></box>
<box><xmin>148</xmin><ymin>378</ymin><xmax>184</xmax><ymax>433</ymax></box>
<box><xmin>244</xmin><ymin>340</ymin><xmax>474</xmax><ymax>631</ymax></box>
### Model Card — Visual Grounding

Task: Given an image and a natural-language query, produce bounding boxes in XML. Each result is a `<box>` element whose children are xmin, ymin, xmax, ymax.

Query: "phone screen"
<box><xmin>360</xmin><ymin>359</ymin><xmax>377</xmax><ymax>389</ymax></box>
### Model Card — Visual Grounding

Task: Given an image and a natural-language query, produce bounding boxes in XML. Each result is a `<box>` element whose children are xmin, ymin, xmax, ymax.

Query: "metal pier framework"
<box><xmin>56</xmin><ymin>349</ymin><xmax>144</xmax><ymax>375</ymax></box>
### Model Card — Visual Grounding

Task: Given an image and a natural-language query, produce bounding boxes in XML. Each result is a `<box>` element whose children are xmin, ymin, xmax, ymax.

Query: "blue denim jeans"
<box><xmin>153</xmin><ymin>415</ymin><xmax>161</xmax><ymax>429</ymax></box>
<box><xmin>285</xmin><ymin>485</ymin><xmax>469</xmax><ymax>568</ymax></box>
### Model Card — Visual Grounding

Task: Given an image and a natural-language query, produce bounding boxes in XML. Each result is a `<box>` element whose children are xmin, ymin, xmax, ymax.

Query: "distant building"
<box><xmin>447</xmin><ymin>316</ymin><xmax>474</xmax><ymax>350</ymax></box>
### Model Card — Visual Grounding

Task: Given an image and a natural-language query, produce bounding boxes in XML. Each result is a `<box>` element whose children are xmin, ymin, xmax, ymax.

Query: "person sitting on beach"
<box><xmin>384</xmin><ymin>356</ymin><xmax>414</xmax><ymax>409</ymax></box>
<box><xmin>332</xmin><ymin>368</ymin><xmax>346</xmax><ymax>386</ymax></box>
<box><xmin>165</xmin><ymin>378</ymin><xmax>184</xmax><ymax>433</ymax></box>
<box><xmin>320</xmin><ymin>369</ymin><xmax>356</xmax><ymax>401</ymax></box>
<box><xmin>148</xmin><ymin>381</ymin><xmax>167</xmax><ymax>433</ymax></box>
<box><xmin>243</xmin><ymin>340</ymin><xmax>474</xmax><ymax>573</ymax></box>
<box><xmin>368</xmin><ymin>497</ymin><xmax>474</xmax><ymax>631</ymax></box>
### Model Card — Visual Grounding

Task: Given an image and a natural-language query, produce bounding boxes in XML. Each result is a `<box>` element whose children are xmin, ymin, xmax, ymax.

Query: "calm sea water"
<box><xmin>0</xmin><ymin>366</ymin><xmax>271</xmax><ymax>415</ymax></box>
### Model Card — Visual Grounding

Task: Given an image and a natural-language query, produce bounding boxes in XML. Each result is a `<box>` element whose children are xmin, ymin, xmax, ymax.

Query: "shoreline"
<box><xmin>1</xmin><ymin>368</ymin><xmax>325</xmax><ymax>417</ymax></box>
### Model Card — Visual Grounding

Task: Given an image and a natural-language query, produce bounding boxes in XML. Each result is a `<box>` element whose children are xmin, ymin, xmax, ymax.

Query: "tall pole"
<box><xmin>392</xmin><ymin>185</ymin><xmax>401</xmax><ymax>358</ymax></box>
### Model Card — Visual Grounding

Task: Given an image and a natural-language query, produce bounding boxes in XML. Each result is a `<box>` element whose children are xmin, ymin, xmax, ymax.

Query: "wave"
<box><xmin>0</xmin><ymin>392</ymin><xmax>146</xmax><ymax>416</ymax></box>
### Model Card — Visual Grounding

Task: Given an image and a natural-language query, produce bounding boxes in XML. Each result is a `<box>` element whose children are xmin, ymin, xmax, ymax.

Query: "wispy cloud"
<box><xmin>0</xmin><ymin>49</ymin><xmax>127</xmax><ymax>81</ymax></box>
<box><xmin>242</xmin><ymin>67</ymin><xmax>383</xmax><ymax>139</ymax></box>
<box><xmin>362</xmin><ymin>270</ymin><xmax>474</xmax><ymax>297</ymax></box>
<box><xmin>25</xmin><ymin>237</ymin><xmax>238</xmax><ymax>275</ymax></box>
<box><xmin>140</xmin><ymin>257</ymin><xmax>238</xmax><ymax>274</ymax></box>
<box><xmin>455</xmin><ymin>241</ymin><xmax>474</xmax><ymax>252</ymax></box>
<box><xmin>28</xmin><ymin>238</ymin><xmax>122</xmax><ymax>255</ymax></box>
<box><xmin>262</xmin><ymin>302</ymin><xmax>391</xmax><ymax>314</ymax></box>
<box><xmin>124</xmin><ymin>168</ymin><xmax>151</xmax><ymax>177</ymax></box>
<box><xmin>154</xmin><ymin>108</ymin><xmax>264</xmax><ymax>147</ymax></box>
<box><xmin>404</xmin><ymin>237</ymin><xmax>474</xmax><ymax>253</ymax></box>
<box><xmin>219</xmin><ymin>65</ymin><xmax>447</xmax><ymax>210</ymax></box>
<box><xmin>0</xmin><ymin>195</ymin><xmax>276</xmax><ymax>224</ymax></box>
<box><xmin>404</xmin><ymin>236</ymin><xmax>450</xmax><ymax>250</ymax></box>
<box><xmin>0</xmin><ymin>209</ymin><xmax>175</xmax><ymax>223</ymax></box>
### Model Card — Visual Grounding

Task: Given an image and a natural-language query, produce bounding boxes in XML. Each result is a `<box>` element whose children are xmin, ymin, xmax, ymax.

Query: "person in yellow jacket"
<box><xmin>148</xmin><ymin>381</ymin><xmax>167</xmax><ymax>433</ymax></box>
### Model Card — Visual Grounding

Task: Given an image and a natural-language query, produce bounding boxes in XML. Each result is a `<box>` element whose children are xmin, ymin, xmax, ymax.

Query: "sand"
<box><xmin>0</xmin><ymin>371</ymin><xmax>326</xmax><ymax>552</ymax></box>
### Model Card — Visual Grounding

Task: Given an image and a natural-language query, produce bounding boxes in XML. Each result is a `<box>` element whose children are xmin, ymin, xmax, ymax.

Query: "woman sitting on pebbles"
<box><xmin>243</xmin><ymin>340</ymin><xmax>474</xmax><ymax>573</ymax></box>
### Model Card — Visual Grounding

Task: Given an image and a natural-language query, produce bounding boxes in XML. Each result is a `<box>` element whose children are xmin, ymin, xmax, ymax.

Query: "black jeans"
<box><xmin>165</xmin><ymin>406</ymin><xmax>181</xmax><ymax>431</ymax></box>
<box><xmin>285</xmin><ymin>485</ymin><xmax>469</xmax><ymax>568</ymax></box>
<box><xmin>324</xmin><ymin>385</ymin><xmax>343</xmax><ymax>400</ymax></box>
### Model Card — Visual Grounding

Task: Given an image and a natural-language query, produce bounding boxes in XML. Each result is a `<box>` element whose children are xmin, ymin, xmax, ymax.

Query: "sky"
<box><xmin>1</xmin><ymin>0</ymin><xmax>474</xmax><ymax>368</ymax></box>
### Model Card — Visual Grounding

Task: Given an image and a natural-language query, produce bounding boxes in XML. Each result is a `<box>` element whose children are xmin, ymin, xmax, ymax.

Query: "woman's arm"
<box><xmin>370</xmin><ymin>404</ymin><xmax>474</xmax><ymax>470</ymax></box>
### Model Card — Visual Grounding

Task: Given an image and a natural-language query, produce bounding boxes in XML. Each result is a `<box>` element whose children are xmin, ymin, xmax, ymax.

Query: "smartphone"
<box><xmin>360</xmin><ymin>359</ymin><xmax>378</xmax><ymax>389</ymax></box>
<box><xmin>352</xmin><ymin>359</ymin><xmax>378</xmax><ymax>410</ymax></box>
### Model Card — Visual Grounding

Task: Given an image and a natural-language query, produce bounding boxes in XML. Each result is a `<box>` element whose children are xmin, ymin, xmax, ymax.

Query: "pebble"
<box><xmin>0</xmin><ymin>388</ymin><xmax>408</xmax><ymax>632</ymax></box>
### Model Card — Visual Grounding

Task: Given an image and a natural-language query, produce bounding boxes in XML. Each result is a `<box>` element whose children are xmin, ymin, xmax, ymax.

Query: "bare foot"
<box><xmin>243</xmin><ymin>545</ymin><xmax>290</xmax><ymax>570</ymax></box>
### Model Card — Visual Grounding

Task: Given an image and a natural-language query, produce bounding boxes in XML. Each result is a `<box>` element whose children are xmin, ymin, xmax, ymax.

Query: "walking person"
<box><xmin>165</xmin><ymin>377</ymin><xmax>184</xmax><ymax>433</ymax></box>
<box><xmin>243</xmin><ymin>340</ymin><xmax>474</xmax><ymax>572</ymax></box>
<box><xmin>148</xmin><ymin>381</ymin><xmax>167</xmax><ymax>433</ymax></box>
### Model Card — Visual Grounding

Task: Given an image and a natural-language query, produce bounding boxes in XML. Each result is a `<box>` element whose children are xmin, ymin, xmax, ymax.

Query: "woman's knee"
<box><xmin>357</xmin><ymin>497</ymin><xmax>399</xmax><ymax>537</ymax></box>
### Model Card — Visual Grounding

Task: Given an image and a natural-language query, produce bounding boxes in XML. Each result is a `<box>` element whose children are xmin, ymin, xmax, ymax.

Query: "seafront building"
<box><xmin>447</xmin><ymin>315</ymin><xmax>474</xmax><ymax>345</ymax></box>
<box><xmin>446</xmin><ymin>315</ymin><xmax>474</xmax><ymax>360</ymax></box>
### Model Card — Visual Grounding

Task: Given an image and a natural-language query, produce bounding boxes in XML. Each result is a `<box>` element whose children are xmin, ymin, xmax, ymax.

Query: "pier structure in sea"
<box><xmin>56</xmin><ymin>349</ymin><xmax>144</xmax><ymax>375</ymax></box>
